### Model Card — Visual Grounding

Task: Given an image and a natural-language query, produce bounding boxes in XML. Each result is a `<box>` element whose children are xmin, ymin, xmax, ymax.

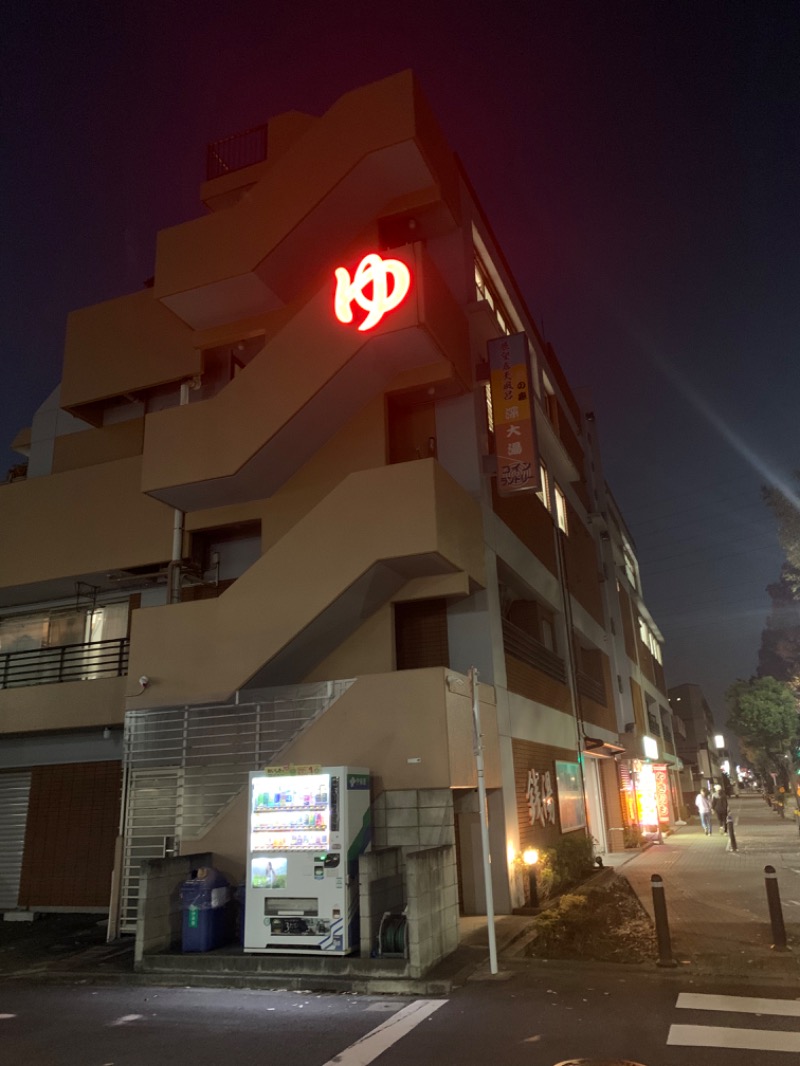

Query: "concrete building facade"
<box><xmin>0</xmin><ymin>72</ymin><xmax>680</xmax><ymax>933</ymax></box>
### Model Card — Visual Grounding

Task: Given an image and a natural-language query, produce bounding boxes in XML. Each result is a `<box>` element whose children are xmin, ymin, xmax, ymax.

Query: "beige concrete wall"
<box><xmin>61</xmin><ymin>290</ymin><xmax>200</xmax><ymax>413</ymax></box>
<box><xmin>259</xmin><ymin>396</ymin><xmax>387</xmax><ymax>552</ymax></box>
<box><xmin>304</xmin><ymin>603</ymin><xmax>395</xmax><ymax>681</ymax></box>
<box><xmin>0</xmin><ymin>456</ymin><xmax>173</xmax><ymax>588</ymax></box>
<box><xmin>0</xmin><ymin>675</ymin><xmax>126</xmax><ymax>735</ymax></box>
<box><xmin>127</xmin><ymin>461</ymin><xmax>485</xmax><ymax>707</ymax></box>
<box><xmin>51</xmin><ymin>418</ymin><xmax>144</xmax><ymax>473</ymax></box>
<box><xmin>153</xmin><ymin>70</ymin><xmax>447</xmax><ymax>304</ymax></box>
<box><xmin>141</xmin><ymin>248</ymin><xmax>461</xmax><ymax>501</ymax></box>
<box><xmin>174</xmin><ymin>671</ymin><xmax>499</xmax><ymax>884</ymax></box>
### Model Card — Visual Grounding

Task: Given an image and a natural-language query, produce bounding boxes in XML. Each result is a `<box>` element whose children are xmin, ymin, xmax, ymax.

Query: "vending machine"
<box><xmin>244</xmin><ymin>765</ymin><xmax>370</xmax><ymax>954</ymax></box>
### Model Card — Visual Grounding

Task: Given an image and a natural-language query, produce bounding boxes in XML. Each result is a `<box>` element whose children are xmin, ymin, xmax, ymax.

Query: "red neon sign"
<box><xmin>334</xmin><ymin>253</ymin><xmax>411</xmax><ymax>331</ymax></box>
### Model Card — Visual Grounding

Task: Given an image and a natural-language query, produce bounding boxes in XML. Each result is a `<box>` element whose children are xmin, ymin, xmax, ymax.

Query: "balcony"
<box><xmin>0</xmin><ymin>638</ymin><xmax>129</xmax><ymax>690</ymax></box>
<box><xmin>502</xmin><ymin>619</ymin><xmax>567</xmax><ymax>684</ymax></box>
<box><xmin>577</xmin><ymin>670</ymin><xmax>606</xmax><ymax>706</ymax></box>
<box><xmin>206</xmin><ymin>124</ymin><xmax>268</xmax><ymax>180</ymax></box>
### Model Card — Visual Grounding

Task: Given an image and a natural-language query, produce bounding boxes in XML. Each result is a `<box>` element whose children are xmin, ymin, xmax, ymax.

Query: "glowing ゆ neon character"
<box><xmin>334</xmin><ymin>253</ymin><xmax>411</xmax><ymax>331</ymax></box>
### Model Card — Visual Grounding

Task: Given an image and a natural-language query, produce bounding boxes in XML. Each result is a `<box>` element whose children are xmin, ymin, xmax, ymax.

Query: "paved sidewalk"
<box><xmin>613</xmin><ymin>793</ymin><xmax>800</xmax><ymax>978</ymax></box>
<box><xmin>2</xmin><ymin>795</ymin><xmax>798</xmax><ymax>990</ymax></box>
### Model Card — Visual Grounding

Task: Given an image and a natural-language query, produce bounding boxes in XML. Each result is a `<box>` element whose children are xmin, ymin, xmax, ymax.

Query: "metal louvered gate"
<box><xmin>0</xmin><ymin>770</ymin><xmax>32</xmax><ymax>911</ymax></box>
<box><xmin>118</xmin><ymin>681</ymin><xmax>354</xmax><ymax>933</ymax></box>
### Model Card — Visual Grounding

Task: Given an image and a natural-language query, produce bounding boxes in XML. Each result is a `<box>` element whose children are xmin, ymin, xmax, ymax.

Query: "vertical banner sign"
<box><xmin>487</xmin><ymin>332</ymin><xmax>539</xmax><ymax>495</ymax></box>
<box><xmin>653</xmin><ymin>763</ymin><xmax>670</xmax><ymax>824</ymax></box>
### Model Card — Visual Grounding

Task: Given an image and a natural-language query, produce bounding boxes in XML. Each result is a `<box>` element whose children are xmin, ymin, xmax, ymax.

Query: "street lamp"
<box><xmin>522</xmin><ymin>848</ymin><xmax>539</xmax><ymax>907</ymax></box>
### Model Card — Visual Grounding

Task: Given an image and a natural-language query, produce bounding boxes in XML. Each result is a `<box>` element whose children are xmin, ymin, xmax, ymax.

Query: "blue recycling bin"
<box><xmin>180</xmin><ymin>867</ymin><xmax>231</xmax><ymax>952</ymax></box>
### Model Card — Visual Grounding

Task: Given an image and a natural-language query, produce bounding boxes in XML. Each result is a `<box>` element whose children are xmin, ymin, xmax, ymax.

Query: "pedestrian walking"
<box><xmin>695</xmin><ymin>788</ymin><xmax>712</xmax><ymax>835</ymax></box>
<box><xmin>711</xmin><ymin>786</ymin><xmax>728</xmax><ymax>833</ymax></box>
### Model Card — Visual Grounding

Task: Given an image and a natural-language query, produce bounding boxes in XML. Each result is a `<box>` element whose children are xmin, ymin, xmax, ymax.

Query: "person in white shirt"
<box><xmin>695</xmin><ymin>788</ymin><xmax>712</xmax><ymax>835</ymax></box>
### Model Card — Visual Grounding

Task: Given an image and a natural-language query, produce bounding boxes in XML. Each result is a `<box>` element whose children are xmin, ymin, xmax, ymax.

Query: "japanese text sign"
<box><xmin>487</xmin><ymin>332</ymin><xmax>539</xmax><ymax>495</ymax></box>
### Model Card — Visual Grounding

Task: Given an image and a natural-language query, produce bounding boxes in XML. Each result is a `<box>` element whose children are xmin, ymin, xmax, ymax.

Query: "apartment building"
<box><xmin>669</xmin><ymin>682</ymin><xmax>723</xmax><ymax>804</ymax></box>
<box><xmin>0</xmin><ymin>71</ymin><xmax>680</xmax><ymax>930</ymax></box>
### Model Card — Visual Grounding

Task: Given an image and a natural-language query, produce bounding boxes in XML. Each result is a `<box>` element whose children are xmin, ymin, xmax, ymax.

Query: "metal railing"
<box><xmin>577</xmin><ymin>670</ymin><xmax>606</xmax><ymax>706</ymax></box>
<box><xmin>502</xmin><ymin>619</ymin><xmax>567</xmax><ymax>683</ymax></box>
<box><xmin>0</xmin><ymin>638</ymin><xmax>129</xmax><ymax>689</ymax></box>
<box><xmin>206</xmin><ymin>124</ymin><xmax>268</xmax><ymax>180</ymax></box>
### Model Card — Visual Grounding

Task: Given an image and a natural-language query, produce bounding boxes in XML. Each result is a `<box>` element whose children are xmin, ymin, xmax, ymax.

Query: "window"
<box><xmin>638</xmin><ymin>617</ymin><xmax>663</xmax><ymax>663</ymax></box>
<box><xmin>623</xmin><ymin>543</ymin><xmax>638</xmax><ymax>589</ymax></box>
<box><xmin>537</xmin><ymin>461</ymin><xmax>551</xmax><ymax>511</ymax></box>
<box><xmin>554</xmin><ymin>484</ymin><xmax>568</xmax><ymax>534</ymax></box>
<box><xmin>474</xmin><ymin>257</ymin><xmax>510</xmax><ymax>336</ymax></box>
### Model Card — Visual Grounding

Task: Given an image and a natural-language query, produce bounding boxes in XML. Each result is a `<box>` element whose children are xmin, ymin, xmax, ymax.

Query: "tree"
<box><xmin>763</xmin><ymin>478</ymin><xmax>800</xmax><ymax>577</ymax></box>
<box><xmin>758</xmin><ymin>564</ymin><xmax>800</xmax><ymax>695</ymax></box>
<box><xmin>726</xmin><ymin>676</ymin><xmax>798</xmax><ymax>787</ymax></box>
<box><xmin>759</xmin><ymin>479</ymin><xmax>800</xmax><ymax>691</ymax></box>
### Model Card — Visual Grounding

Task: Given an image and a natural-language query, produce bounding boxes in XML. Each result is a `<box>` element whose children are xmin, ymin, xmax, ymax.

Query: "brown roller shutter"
<box><xmin>394</xmin><ymin>598</ymin><xmax>449</xmax><ymax>670</ymax></box>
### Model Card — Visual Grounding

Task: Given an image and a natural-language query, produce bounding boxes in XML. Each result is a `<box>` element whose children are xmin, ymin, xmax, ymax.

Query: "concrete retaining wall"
<box><xmin>134</xmin><ymin>852</ymin><xmax>213</xmax><ymax>966</ymax></box>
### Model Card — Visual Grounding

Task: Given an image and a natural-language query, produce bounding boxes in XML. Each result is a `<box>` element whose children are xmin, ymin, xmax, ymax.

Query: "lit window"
<box><xmin>538</xmin><ymin>461</ymin><xmax>551</xmax><ymax>511</ymax></box>
<box><xmin>474</xmin><ymin>256</ymin><xmax>510</xmax><ymax>335</ymax></box>
<box><xmin>555</xmin><ymin>485</ymin><xmax>568</xmax><ymax>534</ymax></box>
<box><xmin>623</xmin><ymin>546</ymin><xmax>637</xmax><ymax>589</ymax></box>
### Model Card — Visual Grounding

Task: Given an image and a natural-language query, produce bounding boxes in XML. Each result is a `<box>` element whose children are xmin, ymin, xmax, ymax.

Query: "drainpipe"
<box><xmin>167</xmin><ymin>379</ymin><xmax>192</xmax><ymax>604</ymax></box>
<box><xmin>554</xmin><ymin>526</ymin><xmax>591</xmax><ymax>827</ymax></box>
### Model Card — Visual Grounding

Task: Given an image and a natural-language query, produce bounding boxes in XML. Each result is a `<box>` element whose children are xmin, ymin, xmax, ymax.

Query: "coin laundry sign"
<box><xmin>334</xmin><ymin>253</ymin><xmax>411</xmax><ymax>331</ymax></box>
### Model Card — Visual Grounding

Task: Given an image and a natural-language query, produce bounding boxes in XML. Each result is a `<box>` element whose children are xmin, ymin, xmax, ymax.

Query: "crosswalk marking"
<box><xmin>319</xmin><ymin>999</ymin><xmax>446</xmax><ymax>1066</ymax></box>
<box><xmin>677</xmin><ymin>993</ymin><xmax>800</xmax><ymax>1018</ymax></box>
<box><xmin>668</xmin><ymin>1024</ymin><xmax>800</xmax><ymax>1053</ymax></box>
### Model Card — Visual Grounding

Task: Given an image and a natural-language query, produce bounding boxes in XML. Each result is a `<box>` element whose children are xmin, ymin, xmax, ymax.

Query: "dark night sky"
<box><xmin>3</xmin><ymin>1</ymin><xmax>799</xmax><ymax>730</ymax></box>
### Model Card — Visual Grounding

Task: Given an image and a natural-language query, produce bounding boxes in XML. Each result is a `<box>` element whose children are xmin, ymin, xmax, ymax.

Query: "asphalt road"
<box><xmin>3</xmin><ymin>968</ymin><xmax>800</xmax><ymax>1065</ymax></box>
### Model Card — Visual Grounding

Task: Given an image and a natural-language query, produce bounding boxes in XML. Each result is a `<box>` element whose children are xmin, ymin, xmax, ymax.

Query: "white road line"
<box><xmin>677</xmin><ymin>993</ymin><xmax>800</xmax><ymax>1018</ymax></box>
<box><xmin>668</xmin><ymin>1024</ymin><xmax>800</xmax><ymax>1053</ymax></box>
<box><xmin>319</xmin><ymin>999</ymin><xmax>446</xmax><ymax>1066</ymax></box>
<box><xmin>108</xmin><ymin>1013</ymin><xmax>144</xmax><ymax>1027</ymax></box>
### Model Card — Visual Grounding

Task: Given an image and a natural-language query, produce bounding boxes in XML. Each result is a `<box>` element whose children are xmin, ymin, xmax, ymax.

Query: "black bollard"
<box><xmin>764</xmin><ymin>865</ymin><xmax>789</xmax><ymax>951</ymax></box>
<box><xmin>650</xmin><ymin>874</ymin><xmax>677</xmax><ymax>967</ymax></box>
<box><xmin>726</xmin><ymin>812</ymin><xmax>738</xmax><ymax>852</ymax></box>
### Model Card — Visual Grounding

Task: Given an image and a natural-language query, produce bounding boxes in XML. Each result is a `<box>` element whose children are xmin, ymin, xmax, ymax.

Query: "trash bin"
<box><xmin>180</xmin><ymin>867</ymin><xmax>231</xmax><ymax>952</ymax></box>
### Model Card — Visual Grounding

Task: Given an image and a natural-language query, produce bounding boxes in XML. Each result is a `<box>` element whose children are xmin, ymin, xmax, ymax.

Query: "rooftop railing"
<box><xmin>206</xmin><ymin>124</ymin><xmax>268</xmax><ymax>180</ymax></box>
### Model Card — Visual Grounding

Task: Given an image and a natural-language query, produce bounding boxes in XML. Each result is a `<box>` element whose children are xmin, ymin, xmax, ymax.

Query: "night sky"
<box><xmin>3</xmin><ymin>2</ymin><xmax>799</xmax><ymax>727</ymax></box>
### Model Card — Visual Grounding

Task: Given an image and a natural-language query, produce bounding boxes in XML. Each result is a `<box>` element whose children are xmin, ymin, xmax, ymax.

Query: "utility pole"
<box><xmin>470</xmin><ymin>666</ymin><xmax>498</xmax><ymax>974</ymax></box>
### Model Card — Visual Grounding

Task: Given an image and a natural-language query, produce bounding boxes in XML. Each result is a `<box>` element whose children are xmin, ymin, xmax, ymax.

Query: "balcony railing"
<box><xmin>206</xmin><ymin>124</ymin><xmax>268</xmax><ymax>180</ymax></box>
<box><xmin>0</xmin><ymin>638</ymin><xmax>129</xmax><ymax>690</ymax></box>
<box><xmin>577</xmin><ymin>670</ymin><xmax>606</xmax><ymax>706</ymax></box>
<box><xmin>502</xmin><ymin>619</ymin><xmax>567</xmax><ymax>683</ymax></box>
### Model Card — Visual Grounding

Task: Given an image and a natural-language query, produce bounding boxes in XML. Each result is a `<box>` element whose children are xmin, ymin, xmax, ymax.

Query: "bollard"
<box><xmin>726</xmin><ymin>812</ymin><xmax>738</xmax><ymax>852</ymax></box>
<box><xmin>650</xmin><ymin>874</ymin><xmax>677</xmax><ymax>967</ymax></box>
<box><xmin>764</xmin><ymin>865</ymin><xmax>789</xmax><ymax>951</ymax></box>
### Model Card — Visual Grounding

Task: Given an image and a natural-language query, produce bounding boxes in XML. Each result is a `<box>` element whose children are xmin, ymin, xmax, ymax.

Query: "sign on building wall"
<box><xmin>487</xmin><ymin>332</ymin><xmax>539</xmax><ymax>496</ymax></box>
<box><xmin>526</xmin><ymin>767</ymin><xmax>556</xmax><ymax>828</ymax></box>
<box><xmin>653</xmin><ymin>763</ymin><xmax>671</xmax><ymax>824</ymax></box>
<box><xmin>554</xmin><ymin>760</ymin><xmax>587</xmax><ymax>832</ymax></box>
<box><xmin>333</xmin><ymin>253</ymin><xmax>411</xmax><ymax>331</ymax></box>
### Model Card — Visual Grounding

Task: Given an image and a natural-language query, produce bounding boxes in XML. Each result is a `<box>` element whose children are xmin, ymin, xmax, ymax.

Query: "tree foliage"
<box><xmin>726</xmin><ymin>676</ymin><xmax>798</xmax><ymax>782</ymax></box>
<box><xmin>759</xmin><ymin>479</ymin><xmax>800</xmax><ymax>692</ymax></box>
<box><xmin>763</xmin><ymin>478</ymin><xmax>800</xmax><ymax>577</ymax></box>
<box><xmin>758</xmin><ymin>564</ymin><xmax>800</xmax><ymax>695</ymax></box>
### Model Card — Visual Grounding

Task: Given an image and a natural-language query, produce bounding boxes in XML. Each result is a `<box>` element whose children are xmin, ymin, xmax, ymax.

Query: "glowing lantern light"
<box><xmin>334</xmin><ymin>253</ymin><xmax>411</xmax><ymax>331</ymax></box>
